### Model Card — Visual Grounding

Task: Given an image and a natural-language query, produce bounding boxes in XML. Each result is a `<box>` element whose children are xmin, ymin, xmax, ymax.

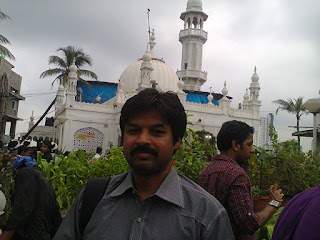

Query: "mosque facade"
<box><xmin>53</xmin><ymin>0</ymin><xmax>261</xmax><ymax>153</ymax></box>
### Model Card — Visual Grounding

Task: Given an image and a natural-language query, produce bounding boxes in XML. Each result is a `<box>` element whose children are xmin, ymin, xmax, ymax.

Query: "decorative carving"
<box><xmin>74</xmin><ymin>127</ymin><xmax>104</xmax><ymax>153</ymax></box>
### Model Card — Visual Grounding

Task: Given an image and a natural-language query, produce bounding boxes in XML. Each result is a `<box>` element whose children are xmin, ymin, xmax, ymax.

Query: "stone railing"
<box><xmin>179</xmin><ymin>29</ymin><xmax>208</xmax><ymax>40</ymax></box>
<box><xmin>177</xmin><ymin>70</ymin><xmax>207</xmax><ymax>80</ymax></box>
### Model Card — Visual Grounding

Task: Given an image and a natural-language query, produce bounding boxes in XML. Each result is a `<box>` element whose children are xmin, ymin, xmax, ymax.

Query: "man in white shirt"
<box><xmin>92</xmin><ymin>147</ymin><xmax>102</xmax><ymax>160</ymax></box>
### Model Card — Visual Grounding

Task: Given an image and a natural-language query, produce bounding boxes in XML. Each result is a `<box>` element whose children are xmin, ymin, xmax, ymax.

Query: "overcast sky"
<box><xmin>1</xmin><ymin>0</ymin><xmax>319</xmax><ymax>151</ymax></box>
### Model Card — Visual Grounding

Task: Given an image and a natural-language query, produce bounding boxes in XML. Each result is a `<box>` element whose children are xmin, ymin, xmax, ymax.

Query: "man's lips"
<box><xmin>135</xmin><ymin>152</ymin><xmax>154</xmax><ymax>159</ymax></box>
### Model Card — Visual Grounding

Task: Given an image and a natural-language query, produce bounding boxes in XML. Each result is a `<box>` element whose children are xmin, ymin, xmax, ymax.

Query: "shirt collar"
<box><xmin>154</xmin><ymin>167</ymin><xmax>184</xmax><ymax>208</ymax></box>
<box><xmin>214</xmin><ymin>154</ymin><xmax>240</xmax><ymax>166</ymax></box>
<box><xmin>109</xmin><ymin>172</ymin><xmax>134</xmax><ymax>197</ymax></box>
<box><xmin>109</xmin><ymin>167</ymin><xmax>184</xmax><ymax>208</ymax></box>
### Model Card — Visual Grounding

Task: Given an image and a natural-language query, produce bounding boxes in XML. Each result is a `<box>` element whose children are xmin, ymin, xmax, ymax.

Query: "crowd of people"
<box><xmin>0</xmin><ymin>88</ymin><xmax>319</xmax><ymax>240</ymax></box>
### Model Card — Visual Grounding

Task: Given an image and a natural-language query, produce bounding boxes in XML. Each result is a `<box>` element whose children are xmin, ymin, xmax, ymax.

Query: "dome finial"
<box><xmin>70</xmin><ymin>58</ymin><xmax>77</xmax><ymax>73</ymax></box>
<box><xmin>251</xmin><ymin>66</ymin><xmax>259</xmax><ymax>82</ymax></box>
<box><xmin>149</xmin><ymin>29</ymin><xmax>156</xmax><ymax>58</ymax></box>
<box><xmin>222</xmin><ymin>81</ymin><xmax>228</xmax><ymax>96</ymax></box>
<box><xmin>30</xmin><ymin>110</ymin><xmax>34</xmax><ymax>121</ymax></box>
<box><xmin>243</xmin><ymin>88</ymin><xmax>249</xmax><ymax>101</ymax></box>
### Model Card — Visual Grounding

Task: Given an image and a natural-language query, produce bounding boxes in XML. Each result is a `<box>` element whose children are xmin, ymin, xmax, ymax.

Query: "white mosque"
<box><xmin>52</xmin><ymin>0</ymin><xmax>261</xmax><ymax>153</ymax></box>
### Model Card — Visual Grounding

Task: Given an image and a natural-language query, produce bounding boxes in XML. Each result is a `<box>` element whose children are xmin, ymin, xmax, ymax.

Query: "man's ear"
<box><xmin>173</xmin><ymin>137</ymin><xmax>182</xmax><ymax>151</ymax></box>
<box><xmin>231</xmin><ymin>140</ymin><xmax>240</xmax><ymax>151</ymax></box>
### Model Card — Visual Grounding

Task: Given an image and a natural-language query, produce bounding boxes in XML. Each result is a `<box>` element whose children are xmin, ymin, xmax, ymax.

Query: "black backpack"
<box><xmin>78</xmin><ymin>177</ymin><xmax>111</xmax><ymax>237</ymax></box>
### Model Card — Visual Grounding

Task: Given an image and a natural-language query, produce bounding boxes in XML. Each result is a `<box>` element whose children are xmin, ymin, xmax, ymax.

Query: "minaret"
<box><xmin>28</xmin><ymin>111</ymin><xmax>34</xmax><ymax>130</ymax></box>
<box><xmin>242</xmin><ymin>88</ymin><xmax>249</xmax><ymax>110</ymax></box>
<box><xmin>249</xmin><ymin>66</ymin><xmax>260</xmax><ymax>102</ymax></box>
<box><xmin>55</xmin><ymin>83</ymin><xmax>65</xmax><ymax>113</ymax></box>
<box><xmin>248</xmin><ymin>66</ymin><xmax>261</xmax><ymax>116</ymax></box>
<box><xmin>138</xmin><ymin>48</ymin><xmax>153</xmax><ymax>90</ymax></box>
<box><xmin>149</xmin><ymin>29</ymin><xmax>156</xmax><ymax>58</ymax></box>
<box><xmin>65</xmin><ymin>59</ymin><xmax>78</xmax><ymax>107</ymax></box>
<box><xmin>219</xmin><ymin>82</ymin><xmax>231</xmax><ymax>115</ymax></box>
<box><xmin>177</xmin><ymin>0</ymin><xmax>208</xmax><ymax>91</ymax></box>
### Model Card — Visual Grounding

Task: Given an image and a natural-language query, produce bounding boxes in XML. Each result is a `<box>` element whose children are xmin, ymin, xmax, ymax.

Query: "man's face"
<box><xmin>123</xmin><ymin>109</ymin><xmax>181</xmax><ymax>177</ymax></box>
<box><xmin>41</xmin><ymin>144</ymin><xmax>49</xmax><ymax>153</ymax></box>
<box><xmin>21</xmin><ymin>150</ymin><xmax>30</xmax><ymax>156</ymax></box>
<box><xmin>235</xmin><ymin>133</ymin><xmax>254</xmax><ymax>164</ymax></box>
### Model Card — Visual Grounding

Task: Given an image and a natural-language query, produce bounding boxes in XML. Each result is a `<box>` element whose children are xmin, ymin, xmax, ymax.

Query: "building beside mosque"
<box><xmin>259</xmin><ymin>113</ymin><xmax>274</xmax><ymax>149</ymax></box>
<box><xmin>53</xmin><ymin>0</ymin><xmax>262</xmax><ymax>153</ymax></box>
<box><xmin>0</xmin><ymin>57</ymin><xmax>25</xmax><ymax>141</ymax></box>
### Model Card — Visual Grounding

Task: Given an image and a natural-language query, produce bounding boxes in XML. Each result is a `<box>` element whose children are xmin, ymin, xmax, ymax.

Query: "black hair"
<box><xmin>8</xmin><ymin>140</ymin><xmax>19</xmax><ymax>150</ymax></box>
<box><xmin>42</xmin><ymin>140</ymin><xmax>53</xmax><ymax>150</ymax></box>
<box><xmin>18</xmin><ymin>145</ymin><xmax>29</xmax><ymax>155</ymax></box>
<box><xmin>63</xmin><ymin>151</ymin><xmax>70</xmax><ymax>157</ymax></box>
<box><xmin>96</xmin><ymin>147</ymin><xmax>102</xmax><ymax>154</ymax></box>
<box><xmin>217</xmin><ymin>120</ymin><xmax>254</xmax><ymax>152</ymax></box>
<box><xmin>120</xmin><ymin>88</ymin><xmax>187</xmax><ymax>144</ymax></box>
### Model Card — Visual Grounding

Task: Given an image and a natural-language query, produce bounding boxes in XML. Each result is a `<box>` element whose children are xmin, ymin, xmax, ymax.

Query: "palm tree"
<box><xmin>40</xmin><ymin>46</ymin><xmax>98</xmax><ymax>86</ymax></box>
<box><xmin>0</xmin><ymin>9</ymin><xmax>15</xmax><ymax>60</ymax></box>
<box><xmin>273</xmin><ymin>97</ymin><xmax>307</xmax><ymax>149</ymax></box>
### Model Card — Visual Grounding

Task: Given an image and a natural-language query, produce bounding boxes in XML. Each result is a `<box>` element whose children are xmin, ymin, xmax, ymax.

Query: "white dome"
<box><xmin>187</xmin><ymin>0</ymin><xmax>202</xmax><ymax>10</ymax></box>
<box><xmin>119</xmin><ymin>59</ymin><xmax>179</xmax><ymax>92</ymax></box>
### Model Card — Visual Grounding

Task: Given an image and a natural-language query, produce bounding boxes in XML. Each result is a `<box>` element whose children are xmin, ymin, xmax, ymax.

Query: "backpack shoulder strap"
<box><xmin>79</xmin><ymin>177</ymin><xmax>111</xmax><ymax>236</ymax></box>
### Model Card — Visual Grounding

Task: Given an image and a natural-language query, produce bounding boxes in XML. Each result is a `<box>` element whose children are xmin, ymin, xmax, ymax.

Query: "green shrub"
<box><xmin>248</xmin><ymin>126</ymin><xmax>320</xmax><ymax>197</ymax></box>
<box><xmin>173</xmin><ymin>127</ymin><xmax>214</xmax><ymax>183</ymax></box>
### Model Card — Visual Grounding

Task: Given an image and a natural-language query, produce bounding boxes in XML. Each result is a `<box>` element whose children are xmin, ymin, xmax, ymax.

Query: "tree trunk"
<box><xmin>296</xmin><ymin>116</ymin><xmax>300</xmax><ymax>152</ymax></box>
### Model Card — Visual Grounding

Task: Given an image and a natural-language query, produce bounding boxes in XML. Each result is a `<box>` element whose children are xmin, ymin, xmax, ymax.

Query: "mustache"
<box><xmin>130</xmin><ymin>145</ymin><xmax>158</xmax><ymax>157</ymax></box>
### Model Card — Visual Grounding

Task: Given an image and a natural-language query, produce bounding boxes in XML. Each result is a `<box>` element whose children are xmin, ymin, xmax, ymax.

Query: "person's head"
<box><xmin>12</xmin><ymin>155</ymin><xmax>37</xmax><ymax>177</ymax></box>
<box><xmin>96</xmin><ymin>147</ymin><xmax>102</xmax><ymax>154</ymax></box>
<box><xmin>41</xmin><ymin>141</ymin><xmax>52</xmax><ymax>154</ymax></box>
<box><xmin>63</xmin><ymin>151</ymin><xmax>70</xmax><ymax>157</ymax></box>
<box><xmin>217</xmin><ymin>120</ymin><xmax>254</xmax><ymax>164</ymax></box>
<box><xmin>18</xmin><ymin>145</ymin><xmax>30</xmax><ymax>156</ymax></box>
<box><xmin>120</xmin><ymin>88</ymin><xmax>187</xmax><ymax>177</ymax></box>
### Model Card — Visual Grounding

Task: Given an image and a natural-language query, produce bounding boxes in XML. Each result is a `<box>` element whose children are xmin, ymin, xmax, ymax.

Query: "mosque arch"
<box><xmin>195</xmin><ymin>130</ymin><xmax>216</xmax><ymax>161</ymax></box>
<box><xmin>74</xmin><ymin>127</ymin><xmax>104</xmax><ymax>153</ymax></box>
<box><xmin>192</xmin><ymin>17</ymin><xmax>198</xmax><ymax>28</ymax></box>
<box><xmin>195</xmin><ymin>130</ymin><xmax>215</xmax><ymax>146</ymax></box>
<box><xmin>187</xmin><ymin>17</ymin><xmax>191</xmax><ymax>28</ymax></box>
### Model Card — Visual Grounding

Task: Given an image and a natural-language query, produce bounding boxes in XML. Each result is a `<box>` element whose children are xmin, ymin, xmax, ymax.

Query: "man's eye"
<box><xmin>127</xmin><ymin>129</ymin><xmax>139</xmax><ymax>134</ymax></box>
<box><xmin>153</xmin><ymin>129</ymin><xmax>165</xmax><ymax>134</ymax></box>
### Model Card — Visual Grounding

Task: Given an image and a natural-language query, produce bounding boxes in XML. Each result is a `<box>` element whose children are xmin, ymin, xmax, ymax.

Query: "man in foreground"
<box><xmin>0</xmin><ymin>146</ymin><xmax>62</xmax><ymax>240</ymax></box>
<box><xmin>271</xmin><ymin>183</ymin><xmax>320</xmax><ymax>240</ymax></box>
<box><xmin>199</xmin><ymin>120</ymin><xmax>283</xmax><ymax>240</ymax></box>
<box><xmin>54</xmin><ymin>88</ymin><xmax>234</xmax><ymax>239</ymax></box>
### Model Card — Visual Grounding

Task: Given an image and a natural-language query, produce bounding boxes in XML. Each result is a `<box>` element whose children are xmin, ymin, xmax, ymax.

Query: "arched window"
<box><xmin>74</xmin><ymin>127</ymin><xmax>104</xmax><ymax>153</ymax></box>
<box><xmin>195</xmin><ymin>130</ymin><xmax>216</xmax><ymax>161</ymax></box>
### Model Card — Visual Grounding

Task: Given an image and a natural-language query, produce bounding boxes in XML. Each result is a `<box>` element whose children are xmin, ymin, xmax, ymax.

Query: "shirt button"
<box><xmin>137</xmin><ymin>217</ymin><xmax>142</xmax><ymax>223</ymax></box>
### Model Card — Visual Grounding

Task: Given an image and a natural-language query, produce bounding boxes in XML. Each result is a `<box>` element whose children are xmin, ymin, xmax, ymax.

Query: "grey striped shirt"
<box><xmin>54</xmin><ymin>167</ymin><xmax>234</xmax><ymax>240</ymax></box>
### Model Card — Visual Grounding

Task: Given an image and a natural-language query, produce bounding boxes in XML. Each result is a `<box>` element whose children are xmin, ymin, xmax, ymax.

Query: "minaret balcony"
<box><xmin>179</xmin><ymin>29</ymin><xmax>207</xmax><ymax>42</ymax></box>
<box><xmin>177</xmin><ymin>69</ymin><xmax>207</xmax><ymax>80</ymax></box>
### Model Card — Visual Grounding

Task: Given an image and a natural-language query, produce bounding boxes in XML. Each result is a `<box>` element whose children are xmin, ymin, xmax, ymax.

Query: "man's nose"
<box><xmin>136</xmin><ymin>130</ymin><xmax>151</xmax><ymax>145</ymax></box>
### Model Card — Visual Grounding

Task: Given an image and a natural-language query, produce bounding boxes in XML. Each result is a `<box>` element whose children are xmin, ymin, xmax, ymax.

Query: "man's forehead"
<box><xmin>127</xmin><ymin>109</ymin><xmax>168</xmax><ymax>124</ymax></box>
<box><xmin>246</xmin><ymin>133</ymin><xmax>254</xmax><ymax>141</ymax></box>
